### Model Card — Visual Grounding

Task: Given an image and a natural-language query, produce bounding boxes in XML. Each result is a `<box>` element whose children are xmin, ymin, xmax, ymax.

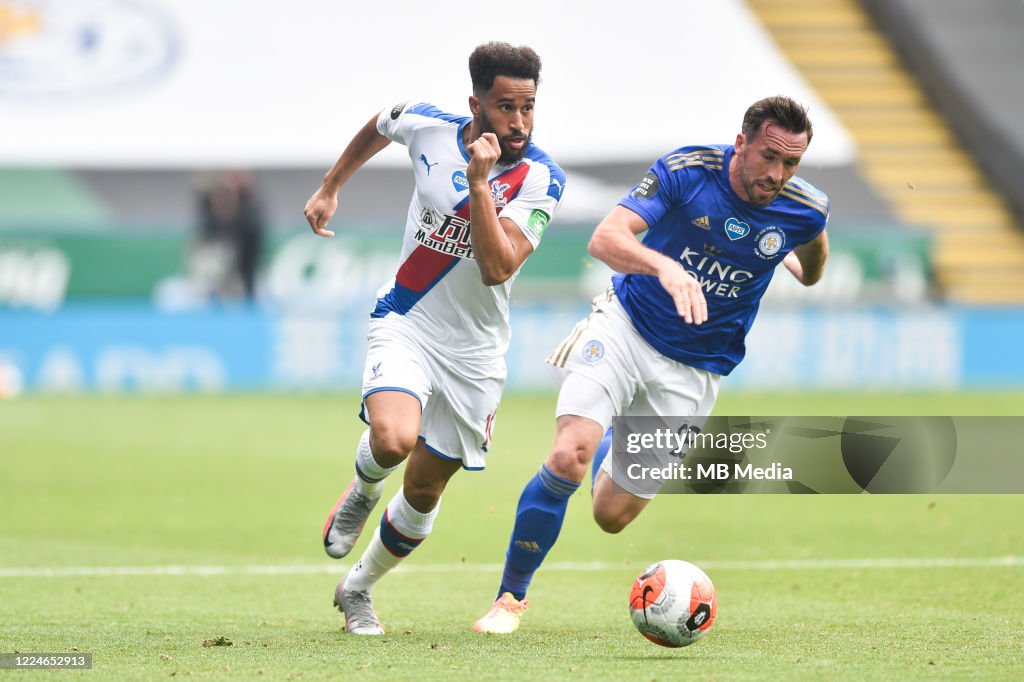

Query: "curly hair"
<box><xmin>742</xmin><ymin>96</ymin><xmax>814</xmax><ymax>144</ymax></box>
<box><xmin>469</xmin><ymin>42</ymin><xmax>542</xmax><ymax>95</ymax></box>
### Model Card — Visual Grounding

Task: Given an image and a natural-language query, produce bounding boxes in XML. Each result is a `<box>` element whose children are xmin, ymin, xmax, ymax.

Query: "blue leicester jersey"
<box><xmin>615</xmin><ymin>144</ymin><xmax>829</xmax><ymax>375</ymax></box>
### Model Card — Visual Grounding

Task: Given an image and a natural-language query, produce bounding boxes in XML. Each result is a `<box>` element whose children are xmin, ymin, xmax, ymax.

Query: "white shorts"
<box><xmin>360</xmin><ymin>315</ymin><xmax>505</xmax><ymax>471</ymax></box>
<box><xmin>548</xmin><ymin>288</ymin><xmax>720</xmax><ymax>498</ymax></box>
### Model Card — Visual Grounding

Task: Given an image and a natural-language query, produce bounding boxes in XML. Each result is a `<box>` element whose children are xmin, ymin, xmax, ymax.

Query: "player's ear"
<box><xmin>734</xmin><ymin>132</ymin><xmax>745</xmax><ymax>152</ymax></box>
<box><xmin>468</xmin><ymin>95</ymin><xmax>480</xmax><ymax>117</ymax></box>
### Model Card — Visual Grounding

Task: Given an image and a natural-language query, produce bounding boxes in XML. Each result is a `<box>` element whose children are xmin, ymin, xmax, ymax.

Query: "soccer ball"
<box><xmin>628</xmin><ymin>559</ymin><xmax>717</xmax><ymax>647</ymax></box>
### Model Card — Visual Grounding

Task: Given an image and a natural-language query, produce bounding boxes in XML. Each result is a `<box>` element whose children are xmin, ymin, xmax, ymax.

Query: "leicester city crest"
<box><xmin>754</xmin><ymin>226</ymin><xmax>785</xmax><ymax>259</ymax></box>
<box><xmin>582</xmin><ymin>340</ymin><xmax>605</xmax><ymax>363</ymax></box>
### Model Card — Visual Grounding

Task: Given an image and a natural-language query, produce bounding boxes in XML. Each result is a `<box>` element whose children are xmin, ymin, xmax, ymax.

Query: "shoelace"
<box><xmin>335</xmin><ymin>492</ymin><xmax>378</xmax><ymax>527</ymax></box>
<box><xmin>494</xmin><ymin>595</ymin><xmax>528</xmax><ymax>615</ymax></box>
<box><xmin>344</xmin><ymin>591</ymin><xmax>381</xmax><ymax>628</ymax></box>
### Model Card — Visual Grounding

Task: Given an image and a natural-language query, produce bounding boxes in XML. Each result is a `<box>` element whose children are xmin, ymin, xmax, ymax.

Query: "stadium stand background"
<box><xmin>1</xmin><ymin>0</ymin><xmax>1021</xmax><ymax>394</ymax></box>
<box><xmin>750</xmin><ymin>0</ymin><xmax>1024</xmax><ymax>304</ymax></box>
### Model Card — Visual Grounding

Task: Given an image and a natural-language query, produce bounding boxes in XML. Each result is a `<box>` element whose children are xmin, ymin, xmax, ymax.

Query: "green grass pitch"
<box><xmin>2</xmin><ymin>392</ymin><xmax>1024</xmax><ymax>680</ymax></box>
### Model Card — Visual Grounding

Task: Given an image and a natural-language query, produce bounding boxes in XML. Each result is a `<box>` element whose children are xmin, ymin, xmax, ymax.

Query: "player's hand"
<box><xmin>466</xmin><ymin>132</ymin><xmax>500</xmax><ymax>185</ymax></box>
<box><xmin>303</xmin><ymin>186</ymin><xmax>338</xmax><ymax>238</ymax></box>
<box><xmin>657</xmin><ymin>261</ymin><xmax>707</xmax><ymax>325</ymax></box>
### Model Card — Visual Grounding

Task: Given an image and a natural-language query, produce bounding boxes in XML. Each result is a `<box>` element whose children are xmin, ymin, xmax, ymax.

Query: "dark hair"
<box><xmin>742</xmin><ymin>96</ymin><xmax>813</xmax><ymax>143</ymax></box>
<box><xmin>469</xmin><ymin>42</ymin><xmax>542</xmax><ymax>94</ymax></box>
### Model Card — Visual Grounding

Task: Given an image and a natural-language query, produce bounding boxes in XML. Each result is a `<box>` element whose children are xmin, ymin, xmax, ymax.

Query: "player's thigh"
<box><xmin>361</xmin><ymin>318</ymin><xmax>432</xmax><ymax>459</ymax></box>
<box><xmin>402</xmin><ymin>438</ymin><xmax>463</xmax><ymax>514</ymax></box>
<box><xmin>549</xmin><ymin>306</ymin><xmax>641</xmax><ymax>430</ymax></box>
<box><xmin>592</xmin><ymin>468</ymin><xmax>652</xmax><ymax>534</ymax></box>
<box><xmin>420</xmin><ymin>355</ymin><xmax>505</xmax><ymax>471</ymax></box>
<box><xmin>546</xmin><ymin>299</ymin><xmax>644</xmax><ymax>482</ymax></box>
<box><xmin>364</xmin><ymin>390</ymin><xmax>422</xmax><ymax>462</ymax></box>
<box><xmin>633</xmin><ymin>354</ymin><xmax>721</xmax><ymax>425</ymax></box>
<box><xmin>548</xmin><ymin>298</ymin><xmax>639</xmax><ymax>396</ymax></box>
<box><xmin>596</xmin><ymin>356</ymin><xmax>719</xmax><ymax>510</ymax></box>
<box><xmin>592</xmin><ymin>354</ymin><xmax>720</xmax><ymax>532</ymax></box>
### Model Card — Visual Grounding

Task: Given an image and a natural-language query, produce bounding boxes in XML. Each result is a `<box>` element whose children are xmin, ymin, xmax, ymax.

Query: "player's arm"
<box><xmin>783</xmin><ymin>228</ymin><xmax>829</xmax><ymax>285</ymax></box>
<box><xmin>589</xmin><ymin>205</ymin><xmax>707</xmax><ymax>325</ymax></box>
<box><xmin>303</xmin><ymin>115</ymin><xmax>391</xmax><ymax>238</ymax></box>
<box><xmin>465</xmin><ymin>132</ymin><xmax>535</xmax><ymax>285</ymax></box>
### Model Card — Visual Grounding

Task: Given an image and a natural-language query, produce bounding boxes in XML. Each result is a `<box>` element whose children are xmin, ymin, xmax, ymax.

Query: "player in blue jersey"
<box><xmin>304</xmin><ymin>43</ymin><xmax>564</xmax><ymax>635</ymax></box>
<box><xmin>474</xmin><ymin>96</ymin><xmax>829</xmax><ymax>633</ymax></box>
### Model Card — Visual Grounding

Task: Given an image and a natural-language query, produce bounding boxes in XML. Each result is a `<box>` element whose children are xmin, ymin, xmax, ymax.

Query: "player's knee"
<box><xmin>592</xmin><ymin>506</ymin><xmax>630</xmax><ymax>534</ymax></box>
<box><xmin>592</xmin><ymin>491</ymin><xmax>641</xmax><ymax>534</ymax></box>
<box><xmin>402</xmin><ymin>477</ymin><xmax>443</xmax><ymax>514</ymax></box>
<box><xmin>545</xmin><ymin>441</ymin><xmax>591</xmax><ymax>483</ymax></box>
<box><xmin>369</xmin><ymin>424</ymin><xmax>417</xmax><ymax>465</ymax></box>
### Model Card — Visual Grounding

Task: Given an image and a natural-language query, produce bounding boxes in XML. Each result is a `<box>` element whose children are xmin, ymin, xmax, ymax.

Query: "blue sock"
<box><xmin>499</xmin><ymin>464</ymin><xmax>580</xmax><ymax>601</ymax></box>
<box><xmin>590</xmin><ymin>427</ymin><xmax>614</xmax><ymax>494</ymax></box>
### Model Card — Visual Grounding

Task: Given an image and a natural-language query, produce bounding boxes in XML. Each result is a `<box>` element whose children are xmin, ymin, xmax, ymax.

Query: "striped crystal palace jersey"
<box><xmin>615</xmin><ymin>144</ymin><xmax>829</xmax><ymax>375</ymax></box>
<box><xmin>371</xmin><ymin>101</ymin><xmax>565</xmax><ymax>358</ymax></box>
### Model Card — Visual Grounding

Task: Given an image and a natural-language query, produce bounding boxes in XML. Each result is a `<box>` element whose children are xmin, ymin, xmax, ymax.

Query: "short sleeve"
<box><xmin>617</xmin><ymin>156</ymin><xmax>683</xmax><ymax>229</ymax></box>
<box><xmin>376</xmin><ymin>101</ymin><xmax>446</xmax><ymax>146</ymax></box>
<box><xmin>498</xmin><ymin>162</ymin><xmax>565</xmax><ymax>249</ymax></box>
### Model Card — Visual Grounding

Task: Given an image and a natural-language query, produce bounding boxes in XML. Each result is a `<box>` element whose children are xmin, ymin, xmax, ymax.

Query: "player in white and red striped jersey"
<box><xmin>303</xmin><ymin>42</ymin><xmax>564</xmax><ymax>636</ymax></box>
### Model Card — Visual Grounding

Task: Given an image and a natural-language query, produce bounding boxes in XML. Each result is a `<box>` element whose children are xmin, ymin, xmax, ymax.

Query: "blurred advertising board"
<box><xmin>0</xmin><ymin>227</ymin><xmax>933</xmax><ymax>311</ymax></box>
<box><xmin>0</xmin><ymin>304</ymin><xmax>1018</xmax><ymax>395</ymax></box>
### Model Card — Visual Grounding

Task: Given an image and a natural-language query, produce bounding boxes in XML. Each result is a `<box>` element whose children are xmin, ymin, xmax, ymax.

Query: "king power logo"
<box><xmin>678</xmin><ymin>246</ymin><xmax>754</xmax><ymax>299</ymax></box>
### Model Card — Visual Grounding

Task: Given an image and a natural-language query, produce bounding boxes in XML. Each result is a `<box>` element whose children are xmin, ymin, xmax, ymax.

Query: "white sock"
<box><xmin>353</xmin><ymin>429</ymin><xmax>398</xmax><ymax>496</ymax></box>
<box><xmin>342</xmin><ymin>528</ymin><xmax>402</xmax><ymax>593</ymax></box>
<box><xmin>343</xmin><ymin>487</ymin><xmax>440</xmax><ymax>593</ymax></box>
<box><xmin>385</xmin><ymin>486</ymin><xmax>440</xmax><ymax>537</ymax></box>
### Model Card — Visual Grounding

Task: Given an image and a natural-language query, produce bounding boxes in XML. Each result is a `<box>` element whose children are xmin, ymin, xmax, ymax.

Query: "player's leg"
<box><xmin>502</xmin><ymin>414</ymin><xmax>603</xmax><ymax>593</ymax></box>
<box><xmin>323</xmin><ymin>321</ymin><xmax>431</xmax><ymax>559</ymax></box>
<box><xmin>591</xmin><ymin>468</ymin><xmax>652</xmax><ymax>533</ymax></box>
<box><xmin>475</xmin><ymin>295</ymin><xmax>638</xmax><ymax>633</ymax></box>
<box><xmin>590</xmin><ymin>426</ymin><xmax>613</xmax><ymax>494</ymax></box>
<box><xmin>341</xmin><ymin>350</ymin><xmax>499</xmax><ymax>634</ymax></box>
<box><xmin>473</xmin><ymin>415</ymin><xmax>601</xmax><ymax>634</ymax></box>
<box><xmin>323</xmin><ymin>391</ymin><xmax>421</xmax><ymax>558</ymax></box>
<box><xmin>590</xmin><ymin>417</ymin><xmax>654</xmax><ymax>533</ymax></box>
<box><xmin>337</xmin><ymin>440</ymin><xmax>461</xmax><ymax>634</ymax></box>
<box><xmin>475</xmin><ymin>374</ymin><xmax>617</xmax><ymax>634</ymax></box>
<box><xmin>591</xmin><ymin>354</ymin><xmax>720</xmax><ymax>534</ymax></box>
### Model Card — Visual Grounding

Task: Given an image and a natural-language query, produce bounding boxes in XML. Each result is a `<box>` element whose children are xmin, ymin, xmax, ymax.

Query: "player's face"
<box><xmin>732</xmin><ymin>120</ymin><xmax>808</xmax><ymax>207</ymax></box>
<box><xmin>475</xmin><ymin>76</ymin><xmax>535</xmax><ymax>165</ymax></box>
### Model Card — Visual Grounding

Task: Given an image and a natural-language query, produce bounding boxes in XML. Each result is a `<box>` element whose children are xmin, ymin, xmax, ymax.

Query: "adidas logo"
<box><xmin>691</xmin><ymin>215</ymin><xmax>711</xmax><ymax>229</ymax></box>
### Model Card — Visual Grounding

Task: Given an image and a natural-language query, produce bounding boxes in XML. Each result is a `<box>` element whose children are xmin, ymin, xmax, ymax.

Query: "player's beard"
<box><xmin>479</xmin><ymin>111</ymin><xmax>531</xmax><ymax>166</ymax></box>
<box><xmin>738</xmin><ymin>160</ymin><xmax>780</xmax><ymax>207</ymax></box>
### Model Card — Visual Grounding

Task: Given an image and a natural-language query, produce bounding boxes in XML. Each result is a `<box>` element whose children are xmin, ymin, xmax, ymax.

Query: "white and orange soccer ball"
<box><xmin>628</xmin><ymin>559</ymin><xmax>717</xmax><ymax>647</ymax></box>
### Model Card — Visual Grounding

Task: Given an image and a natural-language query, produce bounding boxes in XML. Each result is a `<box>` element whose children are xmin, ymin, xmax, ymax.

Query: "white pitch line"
<box><xmin>0</xmin><ymin>556</ymin><xmax>1022</xmax><ymax>578</ymax></box>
